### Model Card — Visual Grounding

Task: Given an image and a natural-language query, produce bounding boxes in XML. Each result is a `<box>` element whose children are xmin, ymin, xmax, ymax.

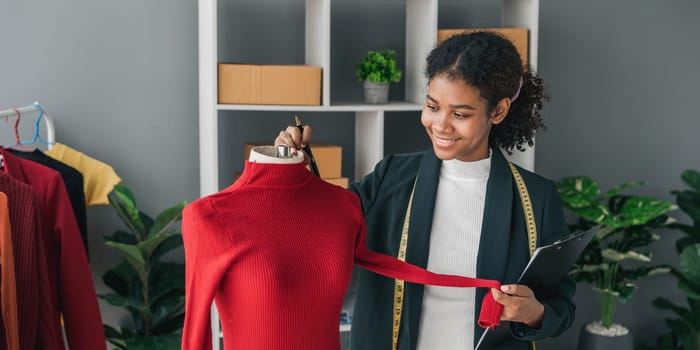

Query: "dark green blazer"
<box><xmin>348</xmin><ymin>148</ymin><xmax>575</xmax><ymax>350</ymax></box>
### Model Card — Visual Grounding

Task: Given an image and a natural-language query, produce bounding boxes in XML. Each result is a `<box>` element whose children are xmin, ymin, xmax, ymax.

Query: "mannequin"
<box><xmin>181</xmin><ymin>146</ymin><xmax>501</xmax><ymax>350</ymax></box>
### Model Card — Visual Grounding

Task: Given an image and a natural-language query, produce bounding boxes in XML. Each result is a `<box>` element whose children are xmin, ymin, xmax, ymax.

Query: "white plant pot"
<box><xmin>577</xmin><ymin>321</ymin><xmax>634</xmax><ymax>350</ymax></box>
<box><xmin>363</xmin><ymin>81</ymin><xmax>390</xmax><ymax>104</ymax></box>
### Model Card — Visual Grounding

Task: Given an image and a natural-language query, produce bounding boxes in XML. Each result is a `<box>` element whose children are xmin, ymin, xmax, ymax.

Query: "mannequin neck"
<box><xmin>248</xmin><ymin>145</ymin><xmax>304</xmax><ymax>164</ymax></box>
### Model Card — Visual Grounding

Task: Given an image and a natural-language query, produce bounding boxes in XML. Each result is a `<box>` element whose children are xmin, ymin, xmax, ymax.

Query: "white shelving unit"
<box><xmin>198</xmin><ymin>0</ymin><xmax>539</xmax><ymax>348</ymax></box>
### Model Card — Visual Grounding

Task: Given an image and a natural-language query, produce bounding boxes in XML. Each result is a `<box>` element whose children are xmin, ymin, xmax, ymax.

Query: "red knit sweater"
<box><xmin>182</xmin><ymin>161</ymin><xmax>502</xmax><ymax>350</ymax></box>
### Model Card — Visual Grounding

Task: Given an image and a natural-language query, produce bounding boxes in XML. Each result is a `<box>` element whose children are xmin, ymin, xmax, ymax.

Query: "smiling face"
<box><xmin>421</xmin><ymin>74</ymin><xmax>510</xmax><ymax>162</ymax></box>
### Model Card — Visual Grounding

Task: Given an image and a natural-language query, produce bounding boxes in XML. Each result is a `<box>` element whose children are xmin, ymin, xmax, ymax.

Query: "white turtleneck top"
<box><xmin>416</xmin><ymin>155</ymin><xmax>492</xmax><ymax>350</ymax></box>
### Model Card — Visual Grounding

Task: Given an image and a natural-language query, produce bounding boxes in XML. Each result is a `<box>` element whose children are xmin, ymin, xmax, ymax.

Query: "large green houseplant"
<box><xmin>641</xmin><ymin>169</ymin><xmax>700</xmax><ymax>350</ymax></box>
<box><xmin>556</xmin><ymin>176</ymin><xmax>675</xmax><ymax>337</ymax></box>
<box><xmin>99</xmin><ymin>184</ymin><xmax>187</xmax><ymax>350</ymax></box>
<box><xmin>356</xmin><ymin>49</ymin><xmax>402</xmax><ymax>104</ymax></box>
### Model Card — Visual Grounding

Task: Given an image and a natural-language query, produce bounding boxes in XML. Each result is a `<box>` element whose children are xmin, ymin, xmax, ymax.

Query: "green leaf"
<box><xmin>654</xmin><ymin>331</ymin><xmax>677</xmax><ymax>350</ymax></box>
<box><xmin>121</xmin><ymin>327</ymin><xmax>137</xmax><ymax>338</ymax></box>
<box><xmin>105</xmin><ymin>241</ymin><xmax>147</xmax><ymax>281</ymax></box>
<box><xmin>149</xmin><ymin>263</ymin><xmax>185</xmax><ymax>305</ymax></box>
<box><xmin>151</xmin><ymin>312</ymin><xmax>185</xmax><ymax>335</ymax></box>
<box><xmin>601</xmin><ymin>248</ymin><xmax>651</xmax><ymax>262</ymax></box>
<box><xmin>138</xmin><ymin>233</ymin><xmax>179</xmax><ymax>260</ymax></box>
<box><xmin>102</xmin><ymin>261</ymin><xmax>143</xmax><ymax>300</ymax></box>
<box><xmin>150</xmin><ymin>201</ymin><xmax>186</xmax><ymax>237</ymax></box>
<box><xmin>110</xmin><ymin>186</ymin><xmax>146</xmax><ymax>238</ymax></box>
<box><xmin>570</xmin><ymin>263</ymin><xmax>608</xmax><ymax>274</ymax></box>
<box><xmin>610</xmin><ymin>197</ymin><xmax>676</xmax><ymax>228</ymax></box>
<box><xmin>576</xmin><ymin>205</ymin><xmax>611</xmax><ymax>224</ymax></box>
<box><xmin>151</xmin><ymin>294</ymin><xmax>185</xmax><ymax>330</ymax></box>
<box><xmin>623</xmin><ymin>265</ymin><xmax>671</xmax><ymax>281</ymax></box>
<box><xmin>98</xmin><ymin>293</ymin><xmax>144</xmax><ymax>313</ymax></box>
<box><xmin>665</xmin><ymin>319</ymin><xmax>695</xmax><ymax>349</ymax></box>
<box><xmin>673</xmin><ymin>190</ymin><xmax>700</xmax><ymax>225</ymax></box>
<box><xmin>125</xmin><ymin>335</ymin><xmax>182</xmax><ymax>350</ymax></box>
<box><xmin>678</xmin><ymin>278</ymin><xmax>700</xmax><ymax>299</ymax></box>
<box><xmin>112</xmin><ymin>184</ymin><xmax>136</xmax><ymax>203</ymax></box>
<box><xmin>680</xmin><ymin>244</ymin><xmax>700</xmax><ymax>289</ymax></box>
<box><xmin>140</xmin><ymin>211</ymin><xmax>155</xmax><ymax>233</ymax></box>
<box><xmin>556</xmin><ymin>176</ymin><xmax>600</xmax><ymax>209</ymax></box>
<box><xmin>104</xmin><ymin>324</ymin><xmax>124</xmax><ymax>339</ymax></box>
<box><xmin>604</xmin><ymin>180</ymin><xmax>645</xmax><ymax>198</ymax></box>
<box><xmin>105</xmin><ymin>230</ymin><xmax>139</xmax><ymax>245</ymax></box>
<box><xmin>617</xmin><ymin>282</ymin><xmax>636</xmax><ymax>303</ymax></box>
<box><xmin>682</xmin><ymin>169</ymin><xmax>700</xmax><ymax>192</ymax></box>
<box><xmin>653</xmin><ymin>297</ymin><xmax>692</xmax><ymax>322</ymax></box>
<box><xmin>150</xmin><ymin>235</ymin><xmax>183</xmax><ymax>265</ymax></box>
<box><xmin>106</xmin><ymin>338</ymin><xmax>127</xmax><ymax>350</ymax></box>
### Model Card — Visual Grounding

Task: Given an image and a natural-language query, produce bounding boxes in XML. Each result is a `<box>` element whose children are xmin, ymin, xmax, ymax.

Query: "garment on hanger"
<box><xmin>181</xmin><ymin>148</ymin><xmax>501</xmax><ymax>350</ymax></box>
<box><xmin>0</xmin><ymin>172</ymin><xmax>60</xmax><ymax>350</ymax></box>
<box><xmin>44</xmin><ymin>142</ymin><xmax>120</xmax><ymax>206</ymax></box>
<box><xmin>8</xmin><ymin>149</ymin><xmax>88</xmax><ymax>259</ymax></box>
<box><xmin>0</xmin><ymin>192</ymin><xmax>20</xmax><ymax>350</ymax></box>
<box><xmin>0</xmin><ymin>149</ymin><xmax>106</xmax><ymax>350</ymax></box>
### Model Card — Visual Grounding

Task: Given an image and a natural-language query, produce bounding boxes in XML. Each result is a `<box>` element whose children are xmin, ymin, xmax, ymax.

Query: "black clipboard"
<box><xmin>475</xmin><ymin>225</ymin><xmax>599</xmax><ymax>349</ymax></box>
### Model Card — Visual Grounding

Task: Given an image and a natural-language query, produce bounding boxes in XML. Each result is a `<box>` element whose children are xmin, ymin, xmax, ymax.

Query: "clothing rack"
<box><xmin>0</xmin><ymin>102</ymin><xmax>56</xmax><ymax>150</ymax></box>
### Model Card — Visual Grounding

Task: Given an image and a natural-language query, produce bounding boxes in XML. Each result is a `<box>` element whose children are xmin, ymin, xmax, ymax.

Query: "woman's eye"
<box><xmin>426</xmin><ymin>104</ymin><xmax>438</xmax><ymax>112</ymax></box>
<box><xmin>453</xmin><ymin>113</ymin><xmax>465</xmax><ymax>119</ymax></box>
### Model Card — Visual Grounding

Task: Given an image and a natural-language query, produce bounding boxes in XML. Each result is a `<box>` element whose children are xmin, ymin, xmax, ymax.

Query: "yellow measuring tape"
<box><xmin>391</xmin><ymin>178</ymin><xmax>417</xmax><ymax>350</ymax></box>
<box><xmin>508</xmin><ymin>162</ymin><xmax>538</xmax><ymax>257</ymax></box>
<box><xmin>508</xmin><ymin>162</ymin><xmax>538</xmax><ymax>350</ymax></box>
<box><xmin>390</xmin><ymin>163</ymin><xmax>538</xmax><ymax>350</ymax></box>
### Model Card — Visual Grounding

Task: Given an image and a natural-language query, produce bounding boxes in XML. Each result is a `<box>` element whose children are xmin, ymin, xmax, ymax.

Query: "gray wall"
<box><xmin>0</xmin><ymin>0</ymin><xmax>199</xmax><ymax>332</ymax></box>
<box><xmin>535</xmin><ymin>0</ymin><xmax>700</xmax><ymax>347</ymax></box>
<box><xmin>2</xmin><ymin>0</ymin><xmax>698</xmax><ymax>348</ymax></box>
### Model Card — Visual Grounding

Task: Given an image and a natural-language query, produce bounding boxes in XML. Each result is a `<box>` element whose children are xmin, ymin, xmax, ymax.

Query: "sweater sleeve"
<box><xmin>47</xmin><ymin>174</ymin><xmax>106</xmax><ymax>350</ymax></box>
<box><xmin>353</xmin><ymin>222</ymin><xmax>503</xmax><ymax>328</ymax></box>
<box><xmin>181</xmin><ymin>199</ymin><xmax>233</xmax><ymax>350</ymax></box>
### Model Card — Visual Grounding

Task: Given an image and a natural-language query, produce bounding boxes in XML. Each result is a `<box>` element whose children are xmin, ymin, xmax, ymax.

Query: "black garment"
<box><xmin>8</xmin><ymin>149</ymin><xmax>88</xmax><ymax>259</ymax></box>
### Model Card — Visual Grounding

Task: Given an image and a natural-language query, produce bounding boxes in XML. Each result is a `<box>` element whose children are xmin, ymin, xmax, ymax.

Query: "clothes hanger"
<box><xmin>19</xmin><ymin>102</ymin><xmax>53</xmax><ymax>148</ymax></box>
<box><xmin>4</xmin><ymin>108</ymin><xmax>32</xmax><ymax>151</ymax></box>
<box><xmin>0</xmin><ymin>108</ymin><xmax>21</xmax><ymax>168</ymax></box>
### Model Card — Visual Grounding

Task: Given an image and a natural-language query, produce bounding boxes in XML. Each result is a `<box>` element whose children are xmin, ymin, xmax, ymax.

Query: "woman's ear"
<box><xmin>490</xmin><ymin>98</ymin><xmax>510</xmax><ymax>125</ymax></box>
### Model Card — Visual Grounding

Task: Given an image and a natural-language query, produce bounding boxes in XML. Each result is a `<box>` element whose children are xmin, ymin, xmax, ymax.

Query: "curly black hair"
<box><xmin>425</xmin><ymin>31</ymin><xmax>548</xmax><ymax>154</ymax></box>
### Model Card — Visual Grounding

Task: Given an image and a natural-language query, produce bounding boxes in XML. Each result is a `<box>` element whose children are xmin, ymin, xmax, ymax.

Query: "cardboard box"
<box><xmin>437</xmin><ymin>28</ymin><xmax>529</xmax><ymax>66</ymax></box>
<box><xmin>308</xmin><ymin>144</ymin><xmax>342</xmax><ymax>179</ymax></box>
<box><xmin>323</xmin><ymin>177</ymin><xmax>349</xmax><ymax>188</ymax></box>
<box><xmin>244</xmin><ymin>143</ymin><xmax>342</xmax><ymax>179</ymax></box>
<box><xmin>218</xmin><ymin>64</ymin><xmax>322</xmax><ymax>105</ymax></box>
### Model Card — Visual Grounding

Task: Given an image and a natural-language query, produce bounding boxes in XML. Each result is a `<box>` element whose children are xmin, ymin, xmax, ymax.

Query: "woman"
<box><xmin>276</xmin><ymin>31</ymin><xmax>575</xmax><ymax>350</ymax></box>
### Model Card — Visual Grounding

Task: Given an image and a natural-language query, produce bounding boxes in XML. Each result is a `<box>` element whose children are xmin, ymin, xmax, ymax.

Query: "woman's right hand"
<box><xmin>274</xmin><ymin>125</ymin><xmax>314</xmax><ymax>155</ymax></box>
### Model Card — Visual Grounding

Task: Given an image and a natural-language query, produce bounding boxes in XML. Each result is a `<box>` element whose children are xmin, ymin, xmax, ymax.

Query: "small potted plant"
<box><xmin>557</xmin><ymin>176</ymin><xmax>676</xmax><ymax>350</ymax></box>
<box><xmin>356</xmin><ymin>49</ymin><xmax>402</xmax><ymax>104</ymax></box>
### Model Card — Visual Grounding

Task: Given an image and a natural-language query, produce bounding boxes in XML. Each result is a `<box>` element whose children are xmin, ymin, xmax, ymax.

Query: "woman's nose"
<box><xmin>432</xmin><ymin>112</ymin><xmax>451</xmax><ymax>133</ymax></box>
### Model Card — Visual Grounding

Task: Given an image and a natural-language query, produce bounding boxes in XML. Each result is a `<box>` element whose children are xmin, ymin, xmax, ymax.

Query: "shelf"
<box><xmin>200</xmin><ymin>1</ymin><xmax>540</xmax><ymax>348</ymax></box>
<box><xmin>216</xmin><ymin>101</ymin><xmax>423</xmax><ymax>112</ymax></box>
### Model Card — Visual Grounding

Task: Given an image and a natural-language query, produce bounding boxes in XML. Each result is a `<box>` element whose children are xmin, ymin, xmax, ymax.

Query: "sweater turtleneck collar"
<box><xmin>440</xmin><ymin>152</ymin><xmax>491</xmax><ymax>181</ymax></box>
<box><xmin>239</xmin><ymin>146</ymin><xmax>311</xmax><ymax>187</ymax></box>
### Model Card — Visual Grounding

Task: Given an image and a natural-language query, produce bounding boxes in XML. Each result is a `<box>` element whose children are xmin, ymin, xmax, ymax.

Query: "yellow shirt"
<box><xmin>45</xmin><ymin>143</ymin><xmax>121</xmax><ymax>206</ymax></box>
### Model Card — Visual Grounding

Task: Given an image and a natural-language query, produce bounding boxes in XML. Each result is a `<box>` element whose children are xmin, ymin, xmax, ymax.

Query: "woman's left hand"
<box><xmin>490</xmin><ymin>284</ymin><xmax>544</xmax><ymax>328</ymax></box>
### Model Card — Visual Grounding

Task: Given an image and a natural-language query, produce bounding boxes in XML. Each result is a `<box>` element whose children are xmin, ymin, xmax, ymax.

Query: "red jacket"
<box><xmin>1</xmin><ymin>149</ymin><xmax>106</xmax><ymax>350</ymax></box>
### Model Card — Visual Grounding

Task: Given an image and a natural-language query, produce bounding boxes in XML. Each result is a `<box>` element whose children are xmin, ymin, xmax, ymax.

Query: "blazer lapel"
<box><xmin>403</xmin><ymin>150</ymin><xmax>441</xmax><ymax>350</ymax></box>
<box><xmin>473</xmin><ymin>148</ymin><xmax>514</xmax><ymax>344</ymax></box>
